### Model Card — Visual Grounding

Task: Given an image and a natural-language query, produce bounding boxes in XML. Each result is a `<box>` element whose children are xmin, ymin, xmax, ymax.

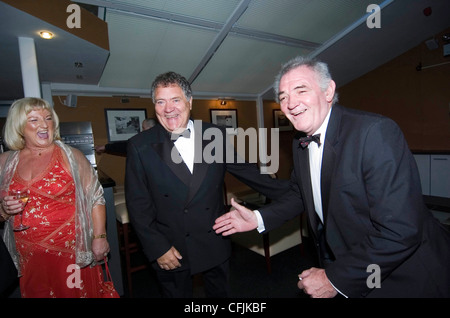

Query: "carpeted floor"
<box><xmin>125</xmin><ymin>237</ymin><xmax>318</xmax><ymax>298</ymax></box>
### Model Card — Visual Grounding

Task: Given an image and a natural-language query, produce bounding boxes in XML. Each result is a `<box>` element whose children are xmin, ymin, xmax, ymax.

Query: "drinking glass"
<box><xmin>10</xmin><ymin>188</ymin><xmax>30</xmax><ymax>231</ymax></box>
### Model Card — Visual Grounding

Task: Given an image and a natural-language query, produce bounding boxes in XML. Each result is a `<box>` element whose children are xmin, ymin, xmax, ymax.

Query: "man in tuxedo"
<box><xmin>214</xmin><ymin>56</ymin><xmax>450</xmax><ymax>298</ymax></box>
<box><xmin>125</xmin><ymin>71</ymin><xmax>289</xmax><ymax>297</ymax></box>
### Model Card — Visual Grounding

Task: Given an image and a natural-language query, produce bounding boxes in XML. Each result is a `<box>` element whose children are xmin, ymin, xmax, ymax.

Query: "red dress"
<box><xmin>12</xmin><ymin>147</ymin><xmax>105</xmax><ymax>298</ymax></box>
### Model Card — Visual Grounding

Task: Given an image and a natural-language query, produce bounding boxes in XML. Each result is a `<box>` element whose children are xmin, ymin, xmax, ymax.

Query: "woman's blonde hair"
<box><xmin>3</xmin><ymin>97</ymin><xmax>60</xmax><ymax>150</ymax></box>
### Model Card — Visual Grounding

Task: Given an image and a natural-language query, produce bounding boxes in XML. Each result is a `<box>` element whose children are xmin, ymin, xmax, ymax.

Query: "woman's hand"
<box><xmin>92</xmin><ymin>237</ymin><xmax>110</xmax><ymax>262</ymax></box>
<box><xmin>91</xmin><ymin>205</ymin><xmax>109</xmax><ymax>262</ymax></box>
<box><xmin>1</xmin><ymin>194</ymin><xmax>27</xmax><ymax>218</ymax></box>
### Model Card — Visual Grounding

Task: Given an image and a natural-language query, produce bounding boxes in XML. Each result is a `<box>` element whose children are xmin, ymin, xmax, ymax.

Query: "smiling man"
<box><xmin>214</xmin><ymin>56</ymin><xmax>450</xmax><ymax>298</ymax></box>
<box><xmin>125</xmin><ymin>71</ymin><xmax>289</xmax><ymax>298</ymax></box>
<box><xmin>153</xmin><ymin>74</ymin><xmax>192</xmax><ymax>134</ymax></box>
<box><xmin>277</xmin><ymin>63</ymin><xmax>336</xmax><ymax>137</ymax></box>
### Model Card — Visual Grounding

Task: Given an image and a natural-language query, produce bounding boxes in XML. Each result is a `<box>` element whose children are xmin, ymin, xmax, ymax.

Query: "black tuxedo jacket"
<box><xmin>260</xmin><ymin>105</ymin><xmax>450</xmax><ymax>297</ymax></box>
<box><xmin>125</xmin><ymin>121</ymin><xmax>289</xmax><ymax>274</ymax></box>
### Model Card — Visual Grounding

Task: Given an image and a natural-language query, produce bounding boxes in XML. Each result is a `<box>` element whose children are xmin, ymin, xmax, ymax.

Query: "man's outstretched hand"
<box><xmin>213</xmin><ymin>198</ymin><xmax>258</xmax><ymax>236</ymax></box>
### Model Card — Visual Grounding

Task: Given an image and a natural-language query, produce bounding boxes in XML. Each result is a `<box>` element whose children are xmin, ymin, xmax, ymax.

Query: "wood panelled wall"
<box><xmin>338</xmin><ymin>27</ymin><xmax>450</xmax><ymax>152</ymax></box>
<box><xmin>53</xmin><ymin>97</ymin><xmax>284</xmax><ymax>190</ymax></box>
<box><xmin>54</xmin><ymin>96</ymin><xmax>152</xmax><ymax>186</ymax></box>
<box><xmin>53</xmin><ymin>27</ymin><xmax>450</xmax><ymax>188</ymax></box>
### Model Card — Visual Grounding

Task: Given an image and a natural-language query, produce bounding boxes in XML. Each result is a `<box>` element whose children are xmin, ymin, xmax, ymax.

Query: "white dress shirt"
<box><xmin>256</xmin><ymin>108</ymin><xmax>332</xmax><ymax>231</ymax></box>
<box><xmin>174</xmin><ymin>120</ymin><xmax>195</xmax><ymax>174</ymax></box>
<box><xmin>254</xmin><ymin>108</ymin><xmax>346</xmax><ymax>297</ymax></box>
<box><xmin>308</xmin><ymin>108</ymin><xmax>331</xmax><ymax>223</ymax></box>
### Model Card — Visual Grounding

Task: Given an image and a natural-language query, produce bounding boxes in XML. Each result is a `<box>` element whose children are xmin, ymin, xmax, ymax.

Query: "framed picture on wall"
<box><xmin>105</xmin><ymin>108</ymin><xmax>147</xmax><ymax>142</ymax></box>
<box><xmin>273</xmin><ymin>109</ymin><xmax>293</xmax><ymax>131</ymax></box>
<box><xmin>210</xmin><ymin>109</ymin><xmax>238</xmax><ymax>134</ymax></box>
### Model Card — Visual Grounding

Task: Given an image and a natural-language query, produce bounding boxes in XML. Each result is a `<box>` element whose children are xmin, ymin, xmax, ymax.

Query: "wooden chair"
<box><xmin>226</xmin><ymin>173</ymin><xmax>305</xmax><ymax>274</ymax></box>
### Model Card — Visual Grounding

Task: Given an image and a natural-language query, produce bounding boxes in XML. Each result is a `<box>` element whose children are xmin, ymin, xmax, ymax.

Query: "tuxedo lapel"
<box><xmin>151</xmin><ymin>125</ymin><xmax>192</xmax><ymax>186</ymax></box>
<box><xmin>296</xmin><ymin>145</ymin><xmax>320</xmax><ymax>239</ymax></box>
<box><xmin>186</xmin><ymin>127</ymin><xmax>209</xmax><ymax>204</ymax></box>
<box><xmin>321</xmin><ymin>106</ymin><xmax>342</xmax><ymax>226</ymax></box>
<box><xmin>321</xmin><ymin>139</ymin><xmax>335</xmax><ymax>225</ymax></box>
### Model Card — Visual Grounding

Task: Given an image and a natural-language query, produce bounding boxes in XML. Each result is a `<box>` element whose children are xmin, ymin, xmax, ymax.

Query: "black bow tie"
<box><xmin>170</xmin><ymin>128</ymin><xmax>191</xmax><ymax>141</ymax></box>
<box><xmin>299</xmin><ymin>134</ymin><xmax>321</xmax><ymax>148</ymax></box>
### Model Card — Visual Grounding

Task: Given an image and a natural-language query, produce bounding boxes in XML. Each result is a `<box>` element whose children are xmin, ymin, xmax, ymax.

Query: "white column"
<box><xmin>18</xmin><ymin>37</ymin><xmax>41</xmax><ymax>98</ymax></box>
<box><xmin>41</xmin><ymin>82</ymin><xmax>53</xmax><ymax>106</ymax></box>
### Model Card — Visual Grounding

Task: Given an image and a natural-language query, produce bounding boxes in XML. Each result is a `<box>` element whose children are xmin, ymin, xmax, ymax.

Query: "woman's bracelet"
<box><xmin>0</xmin><ymin>203</ymin><xmax>10</xmax><ymax>221</ymax></box>
<box><xmin>93</xmin><ymin>233</ymin><xmax>107</xmax><ymax>239</ymax></box>
<box><xmin>0</xmin><ymin>212</ymin><xmax>10</xmax><ymax>221</ymax></box>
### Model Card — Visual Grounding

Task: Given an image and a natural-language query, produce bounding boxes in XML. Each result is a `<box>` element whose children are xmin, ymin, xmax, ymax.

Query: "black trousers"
<box><xmin>155</xmin><ymin>259</ymin><xmax>230</xmax><ymax>298</ymax></box>
<box><xmin>0</xmin><ymin>236</ymin><xmax>17</xmax><ymax>296</ymax></box>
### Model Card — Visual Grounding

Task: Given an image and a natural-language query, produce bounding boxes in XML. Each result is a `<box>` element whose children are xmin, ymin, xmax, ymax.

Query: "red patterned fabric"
<box><xmin>12</xmin><ymin>147</ymin><xmax>105</xmax><ymax>298</ymax></box>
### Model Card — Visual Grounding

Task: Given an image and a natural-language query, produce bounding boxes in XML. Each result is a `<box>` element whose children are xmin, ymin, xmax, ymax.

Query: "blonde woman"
<box><xmin>0</xmin><ymin>97</ymin><xmax>111</xmax><ymax>298</ymax></box>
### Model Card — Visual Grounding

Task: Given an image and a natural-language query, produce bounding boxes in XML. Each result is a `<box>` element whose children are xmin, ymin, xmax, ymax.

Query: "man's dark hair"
<box><xmin>150</xmin><ymin>71</ymin><xmax>192</xmax><ymax>102</ymax></box>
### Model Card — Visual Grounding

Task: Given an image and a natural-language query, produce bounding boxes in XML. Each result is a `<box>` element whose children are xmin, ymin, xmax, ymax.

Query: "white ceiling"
<box><xmin>1</xmin><ymin>0</ymin><xmax>450</xmax><ymax>102</ymax></box>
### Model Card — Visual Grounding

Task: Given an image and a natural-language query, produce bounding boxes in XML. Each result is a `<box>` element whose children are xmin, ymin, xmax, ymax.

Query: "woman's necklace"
<box><xmin>34</xmin><ymin>149</ymin><xmax>44</xmax><ymax>156</ymax></box>
<box><xmin>29</xmin><ymin>145</ymin><xmax>53</xmax><ymax>157</ymax></box>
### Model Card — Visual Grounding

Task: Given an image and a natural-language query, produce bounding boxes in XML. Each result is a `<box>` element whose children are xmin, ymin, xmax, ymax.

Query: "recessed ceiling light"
<box><xmin>39</xmin><ymin>31</ymin><xmax>54</xmax><ymax>39</ymax></box>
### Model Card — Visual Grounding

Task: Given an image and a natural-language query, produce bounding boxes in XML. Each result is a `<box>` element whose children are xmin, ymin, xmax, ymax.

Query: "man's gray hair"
<box><xmin>150</xmin><ymin>71</ymin><xmax>192</xmax><ymax>103</ymax></box>
<box><xmin>273</xmin><ymin>56</ymin><xmax>338</xmax><ymax>105</ymax></box>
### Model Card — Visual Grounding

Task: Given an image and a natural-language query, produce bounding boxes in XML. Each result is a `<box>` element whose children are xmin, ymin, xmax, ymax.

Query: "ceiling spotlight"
<box><xmin>220</xmin><ymin>100</ymin><xmax>227</xmax><ymax>105</ymax></box>
<box><xmin>39</xmin><ymin>31</ymin><xmax>54</xmax><ymax>39</ymax></box>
